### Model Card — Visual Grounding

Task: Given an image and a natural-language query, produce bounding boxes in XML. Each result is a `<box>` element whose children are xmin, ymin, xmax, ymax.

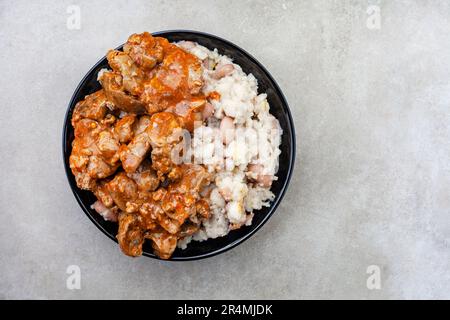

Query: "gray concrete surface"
<box><xmin>1</xmin><ymin>0</ymin><xmax>449</xmax><ymax>299</ymax></box>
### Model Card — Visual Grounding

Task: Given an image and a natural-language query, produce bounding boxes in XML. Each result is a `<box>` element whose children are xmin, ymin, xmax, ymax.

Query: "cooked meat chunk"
<box><xmin>70</xmin><ymin>116</ymin><xmax>120</xmax><ymax>190</ymax></box>
<box><xmin>117</xmin><ymin>212</ymin><xmax>145</xmax><ymax>257</ymax></box>
<box><xmin>146</xmin><ymin>228</ymin><xmax>178</xmax><ymax>260</ymax></box>
<box><xmin>99</xmin><ymin>71</ymin><xmax>147</xmax><ymax>114</ymax></box>
<box><xmin>114</xmin><ymin>114</ymin><xmax>136</xmax><ymax>144</ymax></box>
<box><xmin>147</xmin><ymin>112</ymin><xmax>187</xmax><ymax>179</ymax></box>
<box><xmin>119</xmin><ymin>129</ymin><xmax>152</xmax><ymax>173</ymax></box>
<box><xmin>127</xmin><ymin>160</ymin><xmax>159</xmax><ymax>192</ymax></box>
<box><xmin>157</xmin><ymin>164</ymin><xmax>211</xmax><ymax>234</ymax></box>
<box><xmin>147</xmin><ymin>112</ymin><xmax>184</xmax><ymax>147</ymax></box>
<box><xmin>134</xmin><ymin>115</ymin><xmax>151</xmax><ymax>135</ymax></box>
<box><xmin>106</xmin><ymin>172</ymin><xmax>139</xmax><ymax>212</ymax></box>
<box><xmin>107</xmin><ymin>50</ymin><xmax>145</xmax><ymax>96</ymax></box>
<box><xmin>123</xmin><ymin>32</ymin><xmax>165</xmax><ymax>71</ymax></box>
<box><xmin>92</xmin><ymin>200</ymin><xmax>119</xmax><ymax>222</ymax></box>
<box><xmin>92</xmin><ymin>179</ymin><xmax>114</xmax><ymax>207</ymax></box>
<box><xmin>139</xmin><ymin>39</ymin><xmax>204</xmax><ymax>113</ymax></box>
<box><xmin>119</xmin><ymin>112</ymin><xmax>184</xmax><ymax>174</ymax></box>
<box><xmin>169</xmin><ymin>163</ymin><xmax>212</xmax><ymax>194</ymax></box>
<box><xmin>178</xmin><ymin>223</ymin><xmax>200</xmax><ymax>238</ymax></box>
<box><xmin>71</xmin><ymin>90</ymin><xmax>112</xmax><ymax>126</ymax></box>
<box><xmin>166</xmin><ymin>98</ymin><xmax>205</xmax><ymax>132</ymax></box>
<box><xmin>104</xmin><ymin>32</ymin><xmax>205</xmax><ymax>116</ymax></box>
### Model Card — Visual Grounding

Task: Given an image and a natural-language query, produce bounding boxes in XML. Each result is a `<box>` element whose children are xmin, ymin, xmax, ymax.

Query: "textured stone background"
<box><xmin>1</xmin><ymin>0</ymin><xmax>449</xmax><ymax>299</ymax></box>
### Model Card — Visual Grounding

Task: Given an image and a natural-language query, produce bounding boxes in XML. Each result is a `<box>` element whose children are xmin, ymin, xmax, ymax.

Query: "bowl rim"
<box><xmin>62</xmin><ymin>29</ymin><xmax>296</xmax><ymax>261</ymax></box>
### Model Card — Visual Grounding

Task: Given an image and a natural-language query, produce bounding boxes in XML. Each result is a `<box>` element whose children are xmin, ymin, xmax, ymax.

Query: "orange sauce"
<box><xmin>207</xmin><ymin>91</ymin><xmax>221</xmax><ymax>101</ymax></box>
<box><xmin>139</xmin><ymin>36</ymin><xmax>206</xmax><ymax>112</ymax></box>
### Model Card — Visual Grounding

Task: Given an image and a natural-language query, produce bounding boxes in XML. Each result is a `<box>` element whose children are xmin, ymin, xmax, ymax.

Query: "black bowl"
<box><xmin>63</xmin><ymin>30</ymin><xmax>296</xmax><ymax>261</ymax></box>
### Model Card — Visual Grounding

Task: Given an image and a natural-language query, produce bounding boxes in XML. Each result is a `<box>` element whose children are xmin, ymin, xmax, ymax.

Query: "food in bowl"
<box><xmin>69</xmin><ymin>32</ymin><xmax>282</xmax><ymax>259</ymax></box>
